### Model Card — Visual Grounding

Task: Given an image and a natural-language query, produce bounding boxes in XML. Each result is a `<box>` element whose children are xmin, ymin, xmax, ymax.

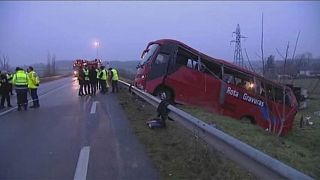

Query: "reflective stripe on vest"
<box><xmin>111</xmin><ymin>69</ymin><xmax>119</xmax><ymax>81</ymax></box>
<box><xmin>15</xmin><ymin>71</ymin><xmax>28</xmax><ymax>86</ymax></box>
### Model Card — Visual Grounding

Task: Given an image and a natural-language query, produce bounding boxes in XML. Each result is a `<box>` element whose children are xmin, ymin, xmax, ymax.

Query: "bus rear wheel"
<box><xmin>156</xmin><ymin>88</ymin><xmax>173</xmax><ymax>103</ymax></box>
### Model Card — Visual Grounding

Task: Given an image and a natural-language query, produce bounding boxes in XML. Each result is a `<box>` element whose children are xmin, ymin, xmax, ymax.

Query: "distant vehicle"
<box><xmin>73</xmin><ymin>59</ymin><xmax>102</xmax><ymax>77</ymax></box>
<box><xmin>134</xmin><ymin>39</ymin><xmax>298</xmax><ymax>135</ymax></box>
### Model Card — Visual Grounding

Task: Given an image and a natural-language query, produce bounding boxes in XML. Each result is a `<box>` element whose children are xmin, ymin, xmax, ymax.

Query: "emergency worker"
<box><xmin>108</xmin><ymin>67</ymin><xmax>119</xmax><ymax>93</ymax></box>
<box><xmin>83</xmin><ymin>66</ymin><xmax>90</xmax><ymax>95</ymax></box>
<box><xmin>99</xmin><ymin>66</ymin><xmax>108</xmax><ymax>94</ymax></box>
<box><xmin>27</xmin><ymin>66</ymin><xmax>40</xmax><ymax>108</ymax></box>
<box><xmin>96</xmin><ymin>68</ymin><xmax>101</xmax><ymax>90</ymax></box>
<box><xmin>12</xmin><ymin>67</ymin><xmax>29</xmax><ymax>111</ymax></box>
<box><xmin>0</xmin><ymin>71</ymin><xmax>12</xmax><ymax>109</ymax></box>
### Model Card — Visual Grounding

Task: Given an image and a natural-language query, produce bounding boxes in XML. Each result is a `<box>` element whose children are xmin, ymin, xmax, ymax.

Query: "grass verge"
<box><xmin>117</xmin><ymin>88</ymin><xmax>254</xmax><ymax>180</ymax></box>
<box><xmin>179</xmin><ymin>94</ymin><xmax>320</xmax><ymax>178</ymax></box>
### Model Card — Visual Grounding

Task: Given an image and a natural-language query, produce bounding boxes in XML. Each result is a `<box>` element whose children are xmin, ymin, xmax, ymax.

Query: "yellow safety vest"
<box><xmin>27</xmin><ymin>71</ymin><xmax>40</xmax><ymax>89</ymax></box>
<box><xmin>96</xmin><ymin>69</ymin><xmax>101</xmax><ymax>79</ymax></box>
<box><xmin>111</xmin><ymin>69</ymin><xmax>119</xmax><ymax>81</ymax></box>
<box><xmin>100</xmin><ymin>69</ymin><xmax>108</xmax><ymax>80</ymax></box>
<box><xmin>83</xmin><ymin>69</ymin><xmax>90</xmax><ymax>81</ymax></box>
<box><xmin>13</xmin><ymin>70</ymin><xmax>28</xmax><ymax>87</ymax></box>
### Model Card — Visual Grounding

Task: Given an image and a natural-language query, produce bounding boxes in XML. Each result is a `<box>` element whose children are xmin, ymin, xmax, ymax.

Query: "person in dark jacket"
<box><xmin>0</xmin><ymin>72</ymin><xmax>12</xmax><ymax>109</ymax></box>
<box><xmin>77</xmin><ymin>68</ymin><xmax>85</xmax><ymax>96</ymax></box>
<box><xmin>89</xmin><ymin>66</ymin><xmax>97</xmax><ymax>96</ymax></box>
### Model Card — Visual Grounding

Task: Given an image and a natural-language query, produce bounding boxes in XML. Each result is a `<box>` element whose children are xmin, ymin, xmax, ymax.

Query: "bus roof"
<box><xmin>151</xmin><ymin>39</ymin><xmax>285</xmax><ymax>89</ymax></box>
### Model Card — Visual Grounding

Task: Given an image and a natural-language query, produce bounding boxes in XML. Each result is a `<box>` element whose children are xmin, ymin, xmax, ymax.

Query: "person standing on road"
<box><xmin>27</xmin><ymin>66</ymin><xmax>40</xmax><ymax>108</ymax></box>
<box><xmin>99</xmin><ymin>66</ymin><xmax>108</xmax><ymax>94</ymax></box>
<box><xmin>89</xmin><ymin>66</ymin><xmax>97</xmax><ymax>96</ymax></box>
<box><xmin>0</xmin><ymin>71</ymin><xmax>12</xmax><ymax>109</ymax></box>
<box><xmin>83</xmin><ymin>66</ymin><xmax>90</xmax><ymax>95</ymax></box>
<box><xmin>7</xmin><ymin>72</ymin><xmax>14</xmax><ymax>95</ymax></box>
<box><xmin>77</xmin><ymin>67</ymin><xmax>85</xmax><ymax>96</ymax></box>
<box><xmin>12</xmin><ymin>67</ymin><xmax>29</xmax><ymax>111</ymax></box>
<box><xmin>108</xmin><ymin>67</ymin><xmax>119</xmax><ymax>93</ymax></box>
<box><xmin>96</xmin><ymin>68</ymin><xmax>101</xmax><ymax>90</ymax></box>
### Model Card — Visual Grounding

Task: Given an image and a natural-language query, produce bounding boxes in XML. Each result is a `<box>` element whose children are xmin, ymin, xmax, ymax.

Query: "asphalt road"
<box><xmin>0</xmin><ymin>77</ymin><xmax>159</xmax><ymax>180</ymax></box>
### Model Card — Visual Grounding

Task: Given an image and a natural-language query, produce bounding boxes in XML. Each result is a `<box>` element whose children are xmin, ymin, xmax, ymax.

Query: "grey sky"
<box><xmin>0</xmin><ymin>1</ymin><xmax>319</xmax><ymax>66</ymax></box>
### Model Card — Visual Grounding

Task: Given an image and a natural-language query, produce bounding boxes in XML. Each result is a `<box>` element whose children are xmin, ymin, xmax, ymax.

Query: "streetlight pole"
<box><xmin>93</xmin><ymin>41</ymin><xmax>100</xmax><ymax>59</ymax></box>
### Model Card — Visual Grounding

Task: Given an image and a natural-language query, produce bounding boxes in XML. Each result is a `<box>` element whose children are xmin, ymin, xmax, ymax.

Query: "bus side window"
<box><xmin>176</xmin><ymin>47</ymin><xmax>198</xmax><ymax>70</ymax></box>
<box><xmin>155</xmin><ymin>53</ymin><xmax>169</xmax><ymax>65</ymax></box>
<box><xmin>201</xmin><ymin>58</ymin><xmax>222</xmax><ymax>79</ymax></box>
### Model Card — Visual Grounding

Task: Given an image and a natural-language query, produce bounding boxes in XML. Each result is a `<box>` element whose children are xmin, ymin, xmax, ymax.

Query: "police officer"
<box><xmin>83</xmin><ymin>66</ymin><xmax>90</xmax><ymax>95</ymax></box>
<box><xmin>108</xmin><ymin>67</ymin><xmax>119</xmax><ymax>93</ymax></box>
<box><xmin>12</xmin><ymin>67</ymin><xmax>29</xmax><ymax>111</ymax></box>
<box><xmin>27</xmin><ymin>66</ymin><xmax>40</xmax><ymax>108</ymax></box>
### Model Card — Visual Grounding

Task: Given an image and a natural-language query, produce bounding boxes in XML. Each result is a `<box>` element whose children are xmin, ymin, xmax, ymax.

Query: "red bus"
<box><xmin>134</xmin><ymin>39</ymin><xmax>298</xmax><ymax>135</ymax></box>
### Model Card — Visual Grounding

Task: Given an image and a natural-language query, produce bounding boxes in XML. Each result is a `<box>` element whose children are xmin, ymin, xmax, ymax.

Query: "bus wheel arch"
<box><xmin>154</xmin><ymin>86</ymin><xmax>175</xmax><ymax>103</ymax></box>
<box><xmin>240</xmin><ymin>115</ymin><xmax>256</xmax><ymax>124</ymax></box>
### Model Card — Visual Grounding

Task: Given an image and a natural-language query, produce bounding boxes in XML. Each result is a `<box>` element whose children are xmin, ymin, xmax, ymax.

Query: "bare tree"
<box><xmin>0</xmin><ymin>54</ymin><xmax>10</xmax><ymax>71</ymax></box>
<box><xmin>45</xmin><ymin>51</ymin><xmax>57</xmax><ymax>76</ymax></box>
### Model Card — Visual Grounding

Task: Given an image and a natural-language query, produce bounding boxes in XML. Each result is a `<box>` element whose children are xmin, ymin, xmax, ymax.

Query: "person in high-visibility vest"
<box><xmin>12</xmin><ymin>67</ymin><xmax>29</xmax><ymax>111</ymax></box>
<box><xmin>108</xmin><ymin>67</ymin><xmax>119</xmax><ymax>93</ymax></box>
<box><xmin>96</xmin><ymin>68</ymin><xmax>101</xmax><ymax>90</ymax></box>
<box><xmin>99</xmin><ymin>66</ymin><xmax>108</xmax><ymax>94</ymax></box>
<box><xmin>83</xmin><ymin>66</ymin><xmax>90</xmax><ymax>95</ymax></box>
<box><xmin>27</xmin><ymin>66</ymin><xmax>40</xmax><ymax>108</ymax></box>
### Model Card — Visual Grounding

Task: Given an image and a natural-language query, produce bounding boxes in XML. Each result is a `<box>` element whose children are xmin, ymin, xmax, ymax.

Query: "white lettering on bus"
<box><xmin>243</xmin><ymin>93</ymin><xmax>265</xmax><ymax>107</ymax></box>
<box><xmin>225</xmin><ymin>86</ymin><xmax>265</xmax><ymax>107</ymax></box>
<box><xmin>226</xmin><ymin>87</ymin><xmax>239</xmax><ymax>98</ymax></box>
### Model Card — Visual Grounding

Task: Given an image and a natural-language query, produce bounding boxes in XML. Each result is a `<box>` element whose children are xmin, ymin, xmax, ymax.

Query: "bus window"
<box><xmin>155</xmin><ymin>53</ymin><xmax>170</xmax><ymax>65</ymax></box>
<box><xmin>140</xmin><ymin>44</ymin><xmax>159</xmax><ymax>66</ymax></box>
<box><xmin>224</xmin><ymin>67</ymin><xmax>253</xmax><ymax>90</ymax></box>
<box><xmin>176</xmin><ymin>47</ymin><xmax>199</xmax><ymax>71</ymax></box>
<box><xmin>200</xmin><ymin>58</ymin><xmax>222</xmax><ymax>79</ymax></box>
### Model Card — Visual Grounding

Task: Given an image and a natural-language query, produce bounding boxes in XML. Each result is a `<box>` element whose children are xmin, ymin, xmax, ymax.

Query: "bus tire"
<box><xmin>240</xmin><ymin>116</ymin><xmax>256</xmax><ymax>124</ymax></box>
<box><xmin>155</xmin><ymin>88</ymin><xmax>174</xmax><ymax>103</ymax></box>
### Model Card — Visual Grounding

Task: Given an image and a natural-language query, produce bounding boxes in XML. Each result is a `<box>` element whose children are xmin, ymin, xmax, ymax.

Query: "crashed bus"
<box><xmin>134</xmin><ymin>39</ymin><xmax>298</xmax><ymax>135</ymax></box>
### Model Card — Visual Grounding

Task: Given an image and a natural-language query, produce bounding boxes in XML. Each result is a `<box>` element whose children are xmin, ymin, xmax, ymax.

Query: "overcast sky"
<box><xmin>0</xmin><ymin>1</ymin><xmax>319</xmax><ymax>66</ymax></box>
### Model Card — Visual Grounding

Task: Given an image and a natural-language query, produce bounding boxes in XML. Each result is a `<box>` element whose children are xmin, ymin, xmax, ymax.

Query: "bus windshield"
<box><xmin>140</xmin><ymin>44</ymin><xmax>159</xmax><ymax>66</ymax></box>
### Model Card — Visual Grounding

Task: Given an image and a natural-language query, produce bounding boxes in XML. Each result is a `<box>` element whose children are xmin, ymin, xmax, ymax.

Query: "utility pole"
<box><xmin>231</xmin><ymin>24</ymin><xmax>247</xmax><ymax>68</ymax></box>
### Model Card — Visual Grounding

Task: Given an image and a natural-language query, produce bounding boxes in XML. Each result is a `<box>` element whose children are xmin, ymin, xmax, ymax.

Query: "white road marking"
<box><xmin>90</xmin><ymin>101</ymin><xmax>99</xmax><ymax>114</ymax></box>
<box><xmin>74</xmin><ymin>146</ymin><xmax>91</xmax><ymax>180</ymax></box>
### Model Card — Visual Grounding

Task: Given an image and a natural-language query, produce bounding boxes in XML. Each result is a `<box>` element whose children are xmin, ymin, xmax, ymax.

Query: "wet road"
<box><xmin>0</xmin><ymin>77</ymin><xmax>159</xmax><ymax>180</ymax></box>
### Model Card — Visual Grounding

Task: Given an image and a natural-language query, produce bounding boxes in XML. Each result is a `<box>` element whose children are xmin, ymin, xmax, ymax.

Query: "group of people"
<box><xmin>77</xmin><ymin>65</ymin><xmax>119</xmax><ymax>96</ymax></box>
<box><xmin>0</xmin><ymin>66</ymin><xmax>40</xmax><ymax>111</ymax></box>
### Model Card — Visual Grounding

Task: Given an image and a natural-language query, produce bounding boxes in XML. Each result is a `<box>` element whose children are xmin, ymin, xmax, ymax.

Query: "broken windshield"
<box><xmin>140</xmin><ymin>44</ymin><xmax>159</xmax><ymax>66</ymax></box>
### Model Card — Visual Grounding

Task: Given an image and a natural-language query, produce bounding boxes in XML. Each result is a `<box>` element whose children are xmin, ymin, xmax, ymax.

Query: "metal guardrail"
<box><xmin>119</xmin><ymin>80</ymin><xmax>313</xmax><ymax>180</ymax></box>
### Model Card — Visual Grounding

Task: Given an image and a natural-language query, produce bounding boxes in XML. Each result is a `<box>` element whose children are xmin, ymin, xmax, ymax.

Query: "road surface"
<box><xmin>0</xmin><ymin>77</ymin><xmax>159</xmax><ymax>180</ymax></box>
